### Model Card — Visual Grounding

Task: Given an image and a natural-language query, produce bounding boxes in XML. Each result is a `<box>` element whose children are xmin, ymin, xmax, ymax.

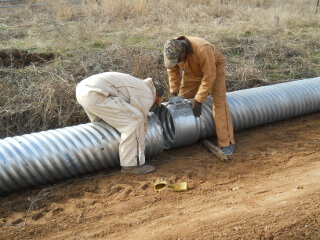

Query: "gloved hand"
<box><xmin>191</xmin><ymin>99</ymin><xmax>202</xmax><ymax>117</ymax></box>
<box><xmin>156</xmin><ymin>96</ymin><xmax>164</xmax><ymax>106</ymax></box>
<box><xmin>169</xmin><ymin>92</ymin><xmax>178</xmax><ymax>98</ymax></box>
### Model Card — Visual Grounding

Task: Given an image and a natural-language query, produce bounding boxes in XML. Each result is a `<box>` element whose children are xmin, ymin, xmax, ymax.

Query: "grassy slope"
<box><xmin>0</xmin><ymin>0</ymin><xmax>319</xmax><ymax>137</ymax></box>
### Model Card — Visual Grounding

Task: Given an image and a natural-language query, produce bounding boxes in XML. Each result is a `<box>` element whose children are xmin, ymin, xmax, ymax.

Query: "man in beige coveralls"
<box><xmin>164</xmin><ymin>36</ymin><xmax>235</xmax><ymax>155</ymax></box>
<box><xmin>76</xmin><ymin>72</ymin><xmax>164</xmax><ymax>174</ymax></box>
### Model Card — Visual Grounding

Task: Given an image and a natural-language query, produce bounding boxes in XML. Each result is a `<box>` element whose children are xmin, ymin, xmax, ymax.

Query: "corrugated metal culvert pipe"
<box><xmin>157</xmin><ymin>77</ymin><xmax>320</xmax><ymax>149</ymax></box>
<box><xmin>0</xmin><ymin>77</ymin><xmax>320</xmax><ymax>195</ymax></box>
<box><xmin>0</xmin><ymin>112</ymin><xmax>164</xmax><ymax>195</ymax></box>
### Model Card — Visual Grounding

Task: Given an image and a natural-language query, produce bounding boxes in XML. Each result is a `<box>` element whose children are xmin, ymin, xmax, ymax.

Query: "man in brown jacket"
<box><xmin>163</xmin><ymin>36</ymin><xmax>235</xmax><ymax>155</ymax></box>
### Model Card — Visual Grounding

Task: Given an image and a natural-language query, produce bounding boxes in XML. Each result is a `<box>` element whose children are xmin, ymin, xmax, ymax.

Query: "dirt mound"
<box><xmin>0</xmin><ymin>112</ymin><xmax>320</xmax><ymax>239</ymax></box>
<box><xmin>0</xmin><ymin>49</ymin><xmax>54</xmax><ymax>68</ymax></box>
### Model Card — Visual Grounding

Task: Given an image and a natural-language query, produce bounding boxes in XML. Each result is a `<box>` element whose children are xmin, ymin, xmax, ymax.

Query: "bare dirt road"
<box><xmin>0</xmin><ymin>112</ymin><xmax>320</xmax><ymax>240</ymax></box>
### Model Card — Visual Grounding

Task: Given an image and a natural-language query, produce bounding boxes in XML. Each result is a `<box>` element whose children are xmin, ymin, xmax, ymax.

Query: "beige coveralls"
<box><xmin>76</xmin><ymin>72</ymin><xmax>156</xmax><ymax>167</ymax></box>
<box><xmin>167</xmin><ymin>36</ymin><xmax>235</xmax><ymax>147</ymax></box>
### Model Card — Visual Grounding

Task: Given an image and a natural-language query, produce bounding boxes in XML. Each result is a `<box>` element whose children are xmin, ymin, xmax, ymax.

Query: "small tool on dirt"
<box><xmin>154</xmin><ymin>177</ymin><xmax>188</xmax><ymax>192</ymax></box>
<box><xmin>201</xmin><ymin>139</ymin><xmax>228</xmax><ymax>162</ymax></box>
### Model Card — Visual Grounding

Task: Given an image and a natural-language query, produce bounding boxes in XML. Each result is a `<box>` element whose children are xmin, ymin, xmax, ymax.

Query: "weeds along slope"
<box><xmin>0</xmin><ymin>0</ymin><xmax>319</xmax><ymax>137</ymax></box>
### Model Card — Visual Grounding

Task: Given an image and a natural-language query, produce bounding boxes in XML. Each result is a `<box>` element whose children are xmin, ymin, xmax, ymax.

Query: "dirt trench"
<box><xmin>0</xmin><ymin>49</ymin><xmax>54</xmax><ymax>68</ymax></box>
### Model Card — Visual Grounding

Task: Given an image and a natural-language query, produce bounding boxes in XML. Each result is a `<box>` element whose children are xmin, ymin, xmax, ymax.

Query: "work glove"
<box><xmin>157</xmin><ymin>96</ymin><xmax>164</xmax><ymax>106</ymax></box>
<box><xmin>154</xmin><ymin>177</ymin><xmax>188</xmax><ymax>192</ymax></box>
<box><xmin>191</xmin><ymin>99</ymin><xmax>202</xmax><ymax>117</ymax></box>
<box><xmin>169</xmin><ymin>92</ymin><xmax>178</xmax><ymax>98</ymax></box>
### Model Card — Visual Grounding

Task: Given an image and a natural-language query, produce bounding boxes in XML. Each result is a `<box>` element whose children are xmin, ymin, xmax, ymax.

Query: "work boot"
<box><xmin>121</xmin><ymin>164</ymin><xmax>156</xmax><ymax>174</ymax></box>
<box><xmin>221</xmin><ymin>144</ymin><xmax>235</xmax><ymax>156</ymax></box>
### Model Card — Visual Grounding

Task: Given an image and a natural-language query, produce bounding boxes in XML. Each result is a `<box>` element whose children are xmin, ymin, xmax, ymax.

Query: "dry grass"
<box><xmin>0</xmin><ymin>0</ymin><xmax>319</xmax><ymax>137</ymax></box>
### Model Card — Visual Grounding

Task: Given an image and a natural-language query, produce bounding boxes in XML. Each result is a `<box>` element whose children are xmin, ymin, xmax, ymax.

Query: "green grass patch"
<box><xmin>91</xmin><ymin>40</ymin><xmax>111</xmax><ymax>49</ymax></box>
<box><xmin>240</xmin><ymin>30</ymin><xmax>253</xmax><ymax>37</ymax></box>
<box><xmin>265</xmin><ymin>63</ymin><xmax>280</xmax><ymax>70</ymax></box>
<box><xmin>269</xmin><ymin>72</ymin><xmax>284</xmax><ymax>81</ymax></box>
<box><xmin>308</xmin><ymin>21</ymin><xmax>320</xmax><ymax>28</ymax></box>
<box><xmin>311</xmin><ymin>53</ymin><xmax>320</xmax><ymax>65</ymax></box>
<box><xmin>223</xmin><ymin>35</ymin><xmax>241</xmax><ymax>46</ymax></box>
<box><xmin>124</xmin><ymin>36</ymin><xmax>152</xmax><ymax>48</ymax></box>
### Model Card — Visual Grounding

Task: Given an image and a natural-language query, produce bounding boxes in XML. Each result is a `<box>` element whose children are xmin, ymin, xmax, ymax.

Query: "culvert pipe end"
<box><xmin>155</xmin><ymin>97</ymin><xmax>217</xmax><ymax>149</ymax></box>
<box><xmin>157</xmin><ymin>96</ymin><xmax>200</xmax><ymax>149</ymax></box>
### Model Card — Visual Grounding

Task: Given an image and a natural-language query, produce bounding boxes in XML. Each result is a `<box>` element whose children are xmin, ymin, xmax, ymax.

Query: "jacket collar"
<box><xmin>176</xmin><ymin>36</ymin><xmax>194</xmax><ymax>55</ymax></box>
<box><xmin>142</xmin><ymin>78</ymin><xmax>156</xmax><ymax>98</ymax></box>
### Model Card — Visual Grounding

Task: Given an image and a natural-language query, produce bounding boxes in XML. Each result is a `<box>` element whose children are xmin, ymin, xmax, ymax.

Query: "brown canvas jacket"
<box><xmin>167</xmin><ymin>36</ymin><xmax>221</xmax><ymax>103</ymax></box>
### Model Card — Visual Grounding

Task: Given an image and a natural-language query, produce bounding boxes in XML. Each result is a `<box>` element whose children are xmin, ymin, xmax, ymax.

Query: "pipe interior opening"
<box><xmin>158</xmin><ymin>107</ymin><xmax>175</xmax><ymax>149</ymax></box>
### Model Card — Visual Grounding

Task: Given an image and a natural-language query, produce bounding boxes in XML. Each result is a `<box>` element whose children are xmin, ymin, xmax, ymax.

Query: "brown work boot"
<box><xmin>121</xmin><ymin>164</ymin><xmax>156</xmax><ymax>174</ymax></box>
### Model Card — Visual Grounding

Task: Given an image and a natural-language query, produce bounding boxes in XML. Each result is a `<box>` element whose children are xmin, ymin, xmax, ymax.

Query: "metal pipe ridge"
<box><xmin>157</xmin><ymin>77</ymin><xmax>320</xmax><ymax>149</ymax></box>
<box><xmin>0</xmin><ymin>112</ymin><xmax>164</xmax><ymax>195</ymax></box>
<box><xmin>227</xmin><ymin>77</ymin><xmax>320</xmax><ymax>131</ymax></box>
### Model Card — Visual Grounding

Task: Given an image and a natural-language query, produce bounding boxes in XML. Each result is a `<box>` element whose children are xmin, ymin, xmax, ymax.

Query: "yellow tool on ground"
<box><xmin>154</xmin><ymin>177</ymin><xmax>188</xmax><ymax>192</ymax></box>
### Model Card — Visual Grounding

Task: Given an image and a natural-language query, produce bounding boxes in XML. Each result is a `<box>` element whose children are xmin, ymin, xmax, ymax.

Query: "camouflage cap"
<box><xmin>163</xmin><ymin>39</ymin><xmax>183</xmax><ymax>68</ymax></box>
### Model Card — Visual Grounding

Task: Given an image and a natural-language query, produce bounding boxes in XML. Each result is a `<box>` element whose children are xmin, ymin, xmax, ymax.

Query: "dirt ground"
<box><xmin>0</xmin><ymin>112</ymin><xmax>319</xmax><ymax>240</ymax></box>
